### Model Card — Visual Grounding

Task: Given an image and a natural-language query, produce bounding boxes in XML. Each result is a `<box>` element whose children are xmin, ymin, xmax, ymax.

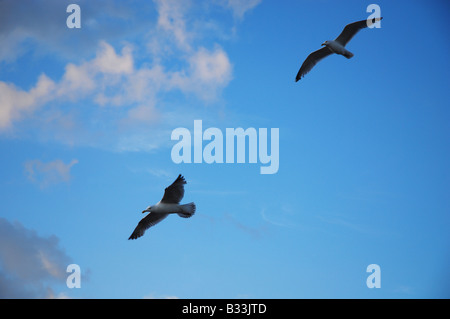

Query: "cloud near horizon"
<box><xmin>0</xmin><ymin>218</ymin><xmax>73</xmax><ymax>298</ymax></box>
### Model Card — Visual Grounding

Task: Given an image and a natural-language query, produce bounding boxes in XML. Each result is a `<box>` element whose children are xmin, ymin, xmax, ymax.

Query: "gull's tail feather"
<box><xmin>343</xmin><ymin>51</ymin><xmax>354</xmax><ymax>59</ymax></box>
<box><xmin>177</xmin><ymin>202</ymin><xmax>196</xmax><ymax>218</ymax></box>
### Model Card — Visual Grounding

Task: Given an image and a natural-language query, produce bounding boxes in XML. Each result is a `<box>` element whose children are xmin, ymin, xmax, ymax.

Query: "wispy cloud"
<box><xmin>221</xmin><ymin>0</ymin><xmax>262</xmax><ymax>19</ymax></box>
<box><xmin>24</xmin><ymin>159</ymin><xmax>78</xmax><ymax>189</ymax></box>
<box><xmin>260</xmin><ymin>205</ymin><xmax>298</xmax><ymax>228</ymax></box>
<box><xmin>144</xmin><ymin>168</ymin><xmax>174</xmax><ymax>179</ymax></box>
<box><xmin>0</xmin><ymin>0</ymin><xmax>146</xmax><ymax>63</ymax></box>
<box><xmin>224</xmin><ymin>212</ymin><xmax>267</xmax><ymax>239</ymax></box>
<box><xmin>0</xmin><ymin>218</ymin><xmax>73</xmax><ymax>298</ymax></box>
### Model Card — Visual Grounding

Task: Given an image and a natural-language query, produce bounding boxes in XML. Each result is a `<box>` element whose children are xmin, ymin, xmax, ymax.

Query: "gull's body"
<box><xmin>128</xmin><ymin>174</ymin><xmax>196</xmax><ymax>240</ymax></box>
<box><xmin>295</xmin><ymin>17</ymin><xmax>383</xmax><ymax>81</ymax></box>
<box><xmin>322</xmin><ymin>40</ymin><xmax>354</xmax><ymax>58</ymax></box>
<box><xmin>148</xmin><ymin>202</ymin><xmax>186</xmax><ymax>214</ymax></box>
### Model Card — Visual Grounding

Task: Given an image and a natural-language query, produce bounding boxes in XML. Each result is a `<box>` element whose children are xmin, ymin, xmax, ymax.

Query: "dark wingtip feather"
<box><xmin>368</xmin><ymin>16</ymin><xmax>383</xmax><ymax>26</ymax></box>
<box><xmin>177</xmin><ymin>174</ymin><xmax>187</xmax><ymax>184</ymax></box>
<box><xmin>128</xmin><ymin>230</ymin><xmax>140</xmax><ymax>240</ymax></box>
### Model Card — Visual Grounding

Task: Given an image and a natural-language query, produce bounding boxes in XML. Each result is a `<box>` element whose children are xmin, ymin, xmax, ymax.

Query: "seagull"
<box><xmin>295</xmin><ymin>17</ymin><xmax>383</xmax><ymax>81</ymax></box>
<box><xmin>128</xmin><ymin>174</ymin><xmax>196</xmax><ymax>240</ymax></box>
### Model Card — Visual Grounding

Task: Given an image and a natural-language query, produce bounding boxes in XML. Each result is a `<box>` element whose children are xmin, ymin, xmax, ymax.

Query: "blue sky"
<box><xmin>0</xmin><ymin>0</ymin><xmax>449</xmax><ymax>298</ymax></box>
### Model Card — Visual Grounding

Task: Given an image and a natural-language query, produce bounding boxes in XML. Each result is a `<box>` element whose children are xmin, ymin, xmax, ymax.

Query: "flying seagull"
<box><xmin>295</xmin><ymin>17</ymin><xmax>383</xmax><ymax>81</ymax></box>
<box><xmin>128</xmin><ymin>174</ymin><xmax>196</xmax><ymax>240</ymax></box>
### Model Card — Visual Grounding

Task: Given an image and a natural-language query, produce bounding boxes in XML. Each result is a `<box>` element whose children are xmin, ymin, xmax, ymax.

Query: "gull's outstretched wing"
<box><xmin>160</xmin><ymin>174</ymin><xmax>186</xmax><ymax>204</ymax></box>
<box><xmin>295</xmin><ymin>46</ymin><xmax>333</xmax><ymax>82</ymax></box>
<box><xmin>334</xmin><ymin>17</ymin><xmax>383</xmax><ymax>46</ymax></box>
<box><xmin>128</xmin><ymin>213</ymin><xmax>168</xmax><ymax>240</ymax></box>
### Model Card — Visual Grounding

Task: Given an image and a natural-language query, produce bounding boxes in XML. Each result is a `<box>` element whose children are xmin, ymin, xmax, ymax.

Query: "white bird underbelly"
<box><xmin>152</xmin><ymin>202</ymin><xmax>182</xmax><ymax>214</ymax></box>
<box><xmin>326</xmin><ymin>41</ymin><xmax>353</xmax><ymax>58</ymax></box>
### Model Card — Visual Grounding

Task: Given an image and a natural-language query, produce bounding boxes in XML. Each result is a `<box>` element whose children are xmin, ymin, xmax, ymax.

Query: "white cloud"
<box><xmin>0</xmin><ymin>38</ymin><xmax>232</xmax><ymax>140</ymax></box>
<box><xmin>154</xmin><ymin>0</ymin><xmax>192</xmax><ymax>52</ymax></box>
<box><xmin>0</xmin><ymin>36</ymin><xmax>232</xmax><ymax>129</ymax></box>
<box><xmin>0</xmin><ymin>0</ymin><xmax>257</xmax><ymax>151</ymax></box>
<box><xmin>0</xmin><ymin>74</ymin><xmax>55</xmax><ymax>130</ymax></box>
<box><xmin>169</xmin><ymin>46</ymin><xmax>233</xmax><ymax>101</ymax></box>
<box><xmin>58</xmin><ymin>63</ymin><xmax>96</xmax><ymax>99</ymax></box>
<box><xmin>0</xmin><ymin>217</ymin><xmax>73</xmax><ymax>298</ymax></box>
<box><xmin>0</xmin><ymin>42</ymin><xmax>137</xmax><ymax>131</ymax></box>
<box><xmin>57</xmin><ymin>41</ymin><xmax>134</xmax><ymax>102</ymax></box>
<box><xmin>92</xmin><ymin>42</ymin><xmax>134</xmax><ymax>75</ymax></box>
<box><xmin>24</xmin><ymin>159</ymin><xmax>78</xmax><ymax>189</ymax></box>
<box><xmin>190</xmin><ymin>46</ymin><xmax>232</xmax><ymax>85</ymax></box>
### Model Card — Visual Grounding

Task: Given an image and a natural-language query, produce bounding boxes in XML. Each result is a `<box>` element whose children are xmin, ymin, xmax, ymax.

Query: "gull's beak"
<box><xmin>142</xmin><ymin>206</ymin><xmax>152</xmax><ymax>213</ymax></box>
<box><xmin>321</xmin><ymin>42</ymin><xmax>326</xmax><ymax>46</ymax></box>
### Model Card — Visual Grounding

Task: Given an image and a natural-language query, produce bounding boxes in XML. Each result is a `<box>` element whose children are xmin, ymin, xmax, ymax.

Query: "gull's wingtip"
<box><xmin>128</xmin><ymin>232</ymin><xmax>138</xmax><ymax>240</ymax></box>
<box><xmin>368</xmin><ymin>16</ymin><xmax>383</xmax><ymax>25</ymax></box>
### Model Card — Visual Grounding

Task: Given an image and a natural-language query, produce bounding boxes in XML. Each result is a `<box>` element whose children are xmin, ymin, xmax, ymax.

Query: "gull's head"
<box><xmin>142</xmin><ymin>206</ymin><xmax>152</xmax><ymax>213</ymax></box>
